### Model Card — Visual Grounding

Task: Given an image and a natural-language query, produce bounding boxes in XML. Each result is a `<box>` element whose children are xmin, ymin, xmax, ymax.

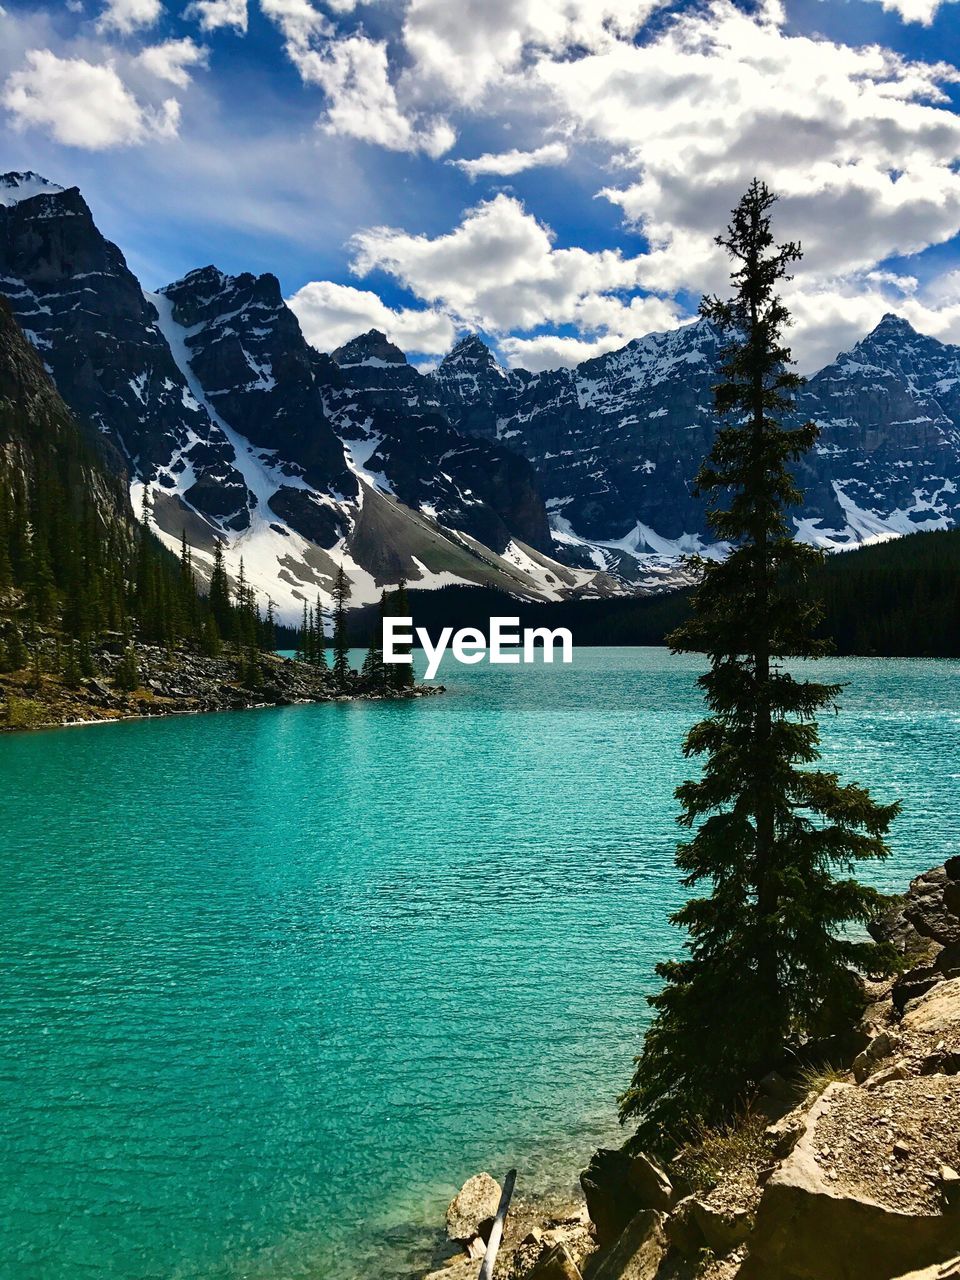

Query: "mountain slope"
<box><xmin>0</xmin><ymin>173</ymin><xmax>605</xmax><ymax>620</ymax></box>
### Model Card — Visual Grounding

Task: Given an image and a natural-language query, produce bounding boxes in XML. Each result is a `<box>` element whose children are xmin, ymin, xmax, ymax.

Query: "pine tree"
<box><xmin>332</xmin><ymin>564</ymin><xmax>351</xmax><ymax>687</ymax></box>
<box><xmin>115</xmin><ymin>642</ymin><xmax>140</xmax><ymax>692</ymax></box>
<box><xmin>209</xmin><ymin>539</ymin><xmax>232</xmax><ymax>639</ymax></box>
<box><xmin>63</xmin><ymin>640</ymin><xmax>82</xmax><ymax>688</ymax></box>
<box><xmin>4</xmin><ymin>625</ymin><xmax>27</xmax><ymax>673</ymax></box>
<box><xmin>387</xmin><ymin>576</ymin><xmax>415</xmax><ymax>690</ymax></box>
<box><xmin>200</xmin><ymin>614</ymin><xmax>221</xmax><ymax>657</ymax></box>
<box><xmin>619</xmin><ymin>181</ymin><xmax>900</xmax><ymax>1149</ymax></box>
<box><xmin>361</xmin><ymin>591</ymin><xmax>387</xmax><ymax>691</ymax></box>
<box><xmin>313</xmin><ymin>594</ymin><xmax>328</xmax><ymax>670</ymax></box>
<box><xmin>263</xmin><ymin>598</ymin><xmax>277</xmax><ymax>652</ymax></box>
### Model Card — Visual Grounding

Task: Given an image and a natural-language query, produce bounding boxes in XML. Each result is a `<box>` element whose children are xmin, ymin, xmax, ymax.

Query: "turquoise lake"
<box><xmin>1</xmin><ymin>648</ymin><xmax>959</xmax><ymax>1280</ymax></box>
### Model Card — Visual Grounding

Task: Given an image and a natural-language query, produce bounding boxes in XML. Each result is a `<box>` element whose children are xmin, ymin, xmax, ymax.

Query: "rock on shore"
<box><xmin>423</xmin><ymin>860</ymin><xmax>960</xmax><ymax>1280</ymax></box>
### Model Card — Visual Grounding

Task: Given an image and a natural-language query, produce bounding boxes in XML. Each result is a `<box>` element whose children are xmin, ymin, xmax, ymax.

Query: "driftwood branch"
<box><xmin>478</xmin><ymin>1168</ymin><xmax>517</xmax><ymax>1280</ymax></box>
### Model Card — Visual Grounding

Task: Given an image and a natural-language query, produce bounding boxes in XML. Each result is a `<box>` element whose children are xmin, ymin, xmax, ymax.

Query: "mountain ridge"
<box><xmin>2</xmin><ymin>169</ymin><xmax>959</xmax><ymax>621</ymax></box>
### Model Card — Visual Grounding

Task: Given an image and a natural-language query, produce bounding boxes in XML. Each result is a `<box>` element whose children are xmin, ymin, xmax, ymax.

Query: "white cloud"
<box><xmin>351</xmin><ymin>193</ymin><xmax>665</xmax><ymax>333</ymax></box>
<box><xmin>536</xmin><ymin>3</ymin><xmax>960</xmax><ymax>292</ymax></box>
<box><xmin>869</xmin><ymin>0</ymin><xmax>956</xmax><ymax>22</ymax></box>
<box><xmin>499</xmin><ymin>331</ymin><xmax>643</xmax><ymax>371</ymax></box>
<box><xmin>259</xmin><ymin>0</ymin><xmax>330</xmax><ymax>50</ymax></box>
<box><xmin>450</xmin><ymin>141</ymin><xmax>568</xmax><ymax>179</ymax></box>
<box><xmin>401</xmin><ymin>0</ymin><xmax>667</xmax><ymax>100</ymax></box>
<box><xmin>138</xmin><ymin>38</ymin><xmax>208</xmax><ymax>87</ymax></box>
<box><xmin>96</xmin><ymin>0</ymin><xmax>162</xmax><ymax>34</ymax></box>
<box><xmin>185</xmin><ymin>0</ymin><xmax>247</xmax><ymax>33</ymax></box>
<box><xmin>3</xmin><ymin>49</ymin><xmax>180</xmax><ymax>148</ymax></box>
<box><xmin>295</xmin><ymin>33</ymin><xmax>455</xmax><ymax>156</ymax></box>
<box><xmin>286</xmin><ymin>279</ymin><xmax>456</xmax><ymax>354</ymax></box>
<box><xmin>259</xmin><ymin>3</ymin><xmax>454</xmax><ymax>156</ymax></box>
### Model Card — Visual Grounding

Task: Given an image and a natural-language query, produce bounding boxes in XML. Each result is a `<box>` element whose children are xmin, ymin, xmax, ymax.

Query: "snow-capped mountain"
<box><xmin>0</xmin><ymin>172</ymin><xmax>251</xmax><ymax>531</ymax></box>
<box><xmin>431</xmin><ymin>316</ymin><xmax>960</xmax><ymax>566</ymax></box>
<box><xmin>0</xmin><ymin>173</ymin><xmax>602</xmax><ymax>619</ymax></box>
<box><xmin>3</xmin><ymin>168</ymin><xmax>959</xmax><ymax>622</ymax></box>
<box><xmin>793</xmin><ymin>314</ymin><xmax>960</xmax><ymax>544</ymax></box>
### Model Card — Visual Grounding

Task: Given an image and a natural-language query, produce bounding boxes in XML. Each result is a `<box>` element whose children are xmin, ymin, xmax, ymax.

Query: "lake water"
<box><xmin>1</xmin><ymin>648</ymin><xmax>958</xmax><ymax>1280</ymax></box>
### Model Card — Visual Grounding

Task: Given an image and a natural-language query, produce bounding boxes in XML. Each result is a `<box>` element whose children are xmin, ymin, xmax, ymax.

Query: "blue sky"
<box><xmin>4</xmin><ymin>0</ymin><xmax>960</xmax><ymax>371</ymax></box>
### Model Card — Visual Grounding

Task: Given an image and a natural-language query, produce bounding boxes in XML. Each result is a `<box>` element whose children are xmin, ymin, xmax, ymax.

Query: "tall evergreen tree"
<box><xmin>313</xmin><ymin>593</ymin><xmax>328</xmax><ymax>670</ymax></box>
<box><xmin>387</xmin><ymin>576</ymin><xmax>415</xmax><ymax>690</ymax></box>
<box><xmin>332</xmin><ymin>564</ymin><xmax>351</xmax><ymax>687</ymax></box>
<box><xmin>361</xmin><ymin>590</ymin><xmax>387</xmax><ymax>690</ymax></box>
<box><xmin>619</xmin><ymin>181</ymin><xmax>900</xmax><ymax>1148</ymax></box>
<box><xmin>209</xmin><ymin>538</ymin><xmax>232</xmax><ymax>639</ymax></box>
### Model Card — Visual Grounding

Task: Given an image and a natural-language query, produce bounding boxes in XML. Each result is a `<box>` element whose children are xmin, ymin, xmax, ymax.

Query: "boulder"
<box><xmin>852</xmin><ymin>1029</ymin><xmax>901</xmax><ymax>1082</ymax></box>
<box><xmin>742</xmin><ymin>1083</ymin><xmax>960</xmax><ymax>1280</ymax></box>
<box><xmin>765</xmin><ymin>1105</ymin><xmax>807</xmax><ymax>1158</ymax></box>
<box><xmin>902</xmin><ymin>977</ymin><xmax>960</xmax><ymax>1033</ymax></box>
<box><xmin>664</xmin><ymin>1195</ymin><xmax>706</xmax><ymax>1258</ymax></box>
<box><xmin>690</xmin><ymin>1198</ymin><xmax>753</xmax><ymax>1254</ymax></box>
<box><xmin>904</xmin><ymin>864</ymin><xmax>960</xmax><ymax>947</ymax></box>
<box><xmin>863</xmin><ymin>1059</ymin><xmax>911</xmax><ymax>1089</ymax></box>
<box><xmin>446</xmin><ymin>1173</ymin><xmax>501</xmax><ymax>1243</ymax></box>
<box><xmin>527</xmin><ymin>1242</ymin><xmax>583</xmax><ymax>1280</ymax></box>
<box><xmin>580</xmin><ymin>1148</ymin><xmax>673</xmax><ymax>1250</ymax></box>
<box><xmin>590</xmin><ymin>1210</ymin><xmax>667</xmax><ymax>1280</ymax></box>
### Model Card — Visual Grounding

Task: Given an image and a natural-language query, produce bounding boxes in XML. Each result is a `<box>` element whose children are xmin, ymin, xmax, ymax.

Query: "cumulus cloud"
<box><xmin>499</xmin><ymin>331</ymin><xmax>651</xmax><ymax>371</ymax></box>
<box><xmin>259</xmin><ymin>0</ymin><xmax>330</xmax><ymax>50</ymax></box>
<box><xmin>96</xmin><ymin>0</ymin><xmax>162</xmax><ymax>34</ymax></box>
<box><xmin>344</xmin><ymin>193</ymin><xmax>688</xmax><ymax>368</ymax></box>
<box><xmin>260</xmin><ymin>3</ymin><xmax>454</xmax><ymax>155</ymax></box>
<box><xmin>450</xmin><ymin>141</ymin><xmax>568</xmax><ymax>179</ymax></box>
<box><xmin>401</xmin><ymin>0</ymin><xmax>667</xmax><ymax>100</ymax></box>
<box><xmin>138</xmin><ymin>38</ymin><xmax>208</xmax><ymax>87</ymax></box>
<box><xmin>3</xmin><ymin>49</ymin><xmax>180</xmax><ymax>148</ymax></box>
<box><xmin>185</xmin><ymin>0</ymin><xmax>247</xmax><ymax>33</ymax></box>
<box><xmin>351</xmin><ymin>193</ymin><xmax>664</xmax><ymax>332</ymax></box>
<box><xmin>870</xmin><ymin>0</ymin><xmax>956</xmax><ymax>22</ymax></box>
<box><xmin>297</xmin><ymin>33</ymin><xmax>455</xmax><ymax>156</ymax></box>
<box><xmin>533</xmin><ymin>3</ymin><xmax>960</xmax><ymax>296</ymax></box>
<box><xmin>286</xmin><ymin>280</ymin><xmax>456</xmax><ymax>354</ymax></box>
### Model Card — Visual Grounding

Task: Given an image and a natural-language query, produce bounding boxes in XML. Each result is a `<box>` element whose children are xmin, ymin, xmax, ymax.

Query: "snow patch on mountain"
<box><xmin>0</xmin><ymin>172</ymin><xmax>65</xmax><ymax>207</ymax></box>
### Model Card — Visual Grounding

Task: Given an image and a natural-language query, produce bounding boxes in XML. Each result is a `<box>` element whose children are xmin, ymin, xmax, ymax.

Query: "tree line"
<box><xmin>292</xmin><ymin>565</ymin><xmax>416</xmax><ymax>693</ymax></box>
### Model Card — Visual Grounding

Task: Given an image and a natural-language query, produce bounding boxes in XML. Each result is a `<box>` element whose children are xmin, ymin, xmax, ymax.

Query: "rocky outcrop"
<box><xmin>1</xmin><ymin>634</ymin><xmax>442</xmax><ymax>732</ymax></box>
<box><xmin>742</xmin><ymin>1080</ymin><xmax>960</xmax><ymax>1280</ymax></box>
<box><xmin>580</xmin><ymin>1148</ymin><xmax>674</xmax><ymax>1249</ymax></box>
<box><xmin>589</xmin><ymin>1210</ymin><xmax>667</xmax><ymax>1280</ymax></box>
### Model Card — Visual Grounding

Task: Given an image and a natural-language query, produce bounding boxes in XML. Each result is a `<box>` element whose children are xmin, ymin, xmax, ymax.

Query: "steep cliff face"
<box><xmin>0</xmin><ymin>292</ymin><xmax>129</xmax><ymax>531</ymax></box>
<box><xmin>328</xmin><ymin>329</ymin><xmax>553</xmax><ymax>555</ymax></box>
<box><xmin>0</xmin><ymin>173</ymin><xmax>251</xmax><ymax>531</ymax></box>
<box><xmin>794</xmin><ymin>314</ymin><xmax>960</xmax><ymax>544</ymax></box>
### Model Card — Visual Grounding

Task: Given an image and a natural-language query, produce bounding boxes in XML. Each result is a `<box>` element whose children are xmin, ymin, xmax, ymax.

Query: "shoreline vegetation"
<box><xmin>0</xmin><ymin>633</ymin><xmax>442</xmax><ymax>733</ymax></box>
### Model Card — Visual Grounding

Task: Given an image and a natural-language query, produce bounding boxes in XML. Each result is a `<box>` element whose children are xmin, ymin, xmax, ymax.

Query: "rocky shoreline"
<box><xmin>424</xmin><ymin>860</ymin><xmax>960</xmax><ymax>1280</ymax></box>
<box><xmin>0</xmin><ymin>638</ymin><xmax>443</xmax><ymax>732</ymax></box>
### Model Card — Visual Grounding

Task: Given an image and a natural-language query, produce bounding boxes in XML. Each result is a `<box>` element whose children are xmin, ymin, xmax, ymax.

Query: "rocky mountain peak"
<box><xmin>160</xmin><ymin>265</ymin><xmax>285</xmax><ymax>330</ymax></box>
<box><xmin>0</xmin><ymin>171</ymin><xmax>66</xmax><ymax>207</ymax></box>
<box><xmin>442</xmin><ymin>333</ymin><xmax>498</xmax><ymax>366</ymax></box>
<box><xmin>331</xmin><ymin>329</ymin><xmax>408</xmax><ymax>368</ymax></box>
